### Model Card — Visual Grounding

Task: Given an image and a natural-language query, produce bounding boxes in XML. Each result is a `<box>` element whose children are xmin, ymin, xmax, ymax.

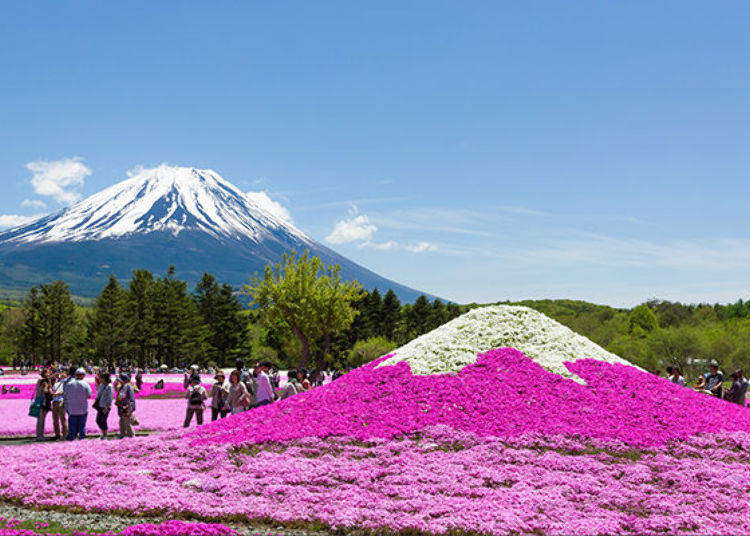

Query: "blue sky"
<box><xmin>2</xmin><ymin>1</ymin><xmax>750</xmax><ymax>306</ymax></box>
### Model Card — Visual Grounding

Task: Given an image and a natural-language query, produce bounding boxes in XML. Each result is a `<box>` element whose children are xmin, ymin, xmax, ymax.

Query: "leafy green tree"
<box><xmin>348</xmin><ymin>336</ymin><xmax>397</xmax><ymax>368</ymax></box>
<box><xmin>87</xmin><ymin>275</ymin><xmax>129</xmax><ymax>363</ymax></box>
<box><xmin>245</xmin><ymin>252</ymin><xmax>363</xmax><ymax>370</ymax></box>
<box><xmin>629</xmin><ymin>304</ymin><xmax>658</xmax><ymax>335</ymax></box>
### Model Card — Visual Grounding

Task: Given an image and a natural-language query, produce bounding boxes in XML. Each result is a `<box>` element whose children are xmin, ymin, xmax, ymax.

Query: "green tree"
<box><xmin>348</xmin><ymin>336</ymin><xmax>397</xmax><ymax>368</ymax></box>
<box><xmin>629</xmin><ymin>304</ymin><xmax>658</xmax><ymax>335</ymax></box>
<box><xmin>152</xmin><ymin>266</ymin><xmax>209</xmax><ymax>367</ymax></box>
<box><xmin>87</xmin><ymin>275</ymin><xmax>129</xmax><ymax>363</ymax></box>
<box><xmin>194</xmin><ymin>273</ymin><xmax>244</xmax><ymax>366</ymax></box>
<box><xmin>20</xmin><ymin>286</ymin><xmax>45</xmax><ymax>364</ymax></box>
<box><xmin>39</xmin><ymin>281</ymin><xmax>77</xmax><ymax>363</ymax></box>
<box><xmin>380</xmin><ymin>289</ymin><xmax>401</xmax><ymax>340</ymax></box>
<box><xmin>126</xmin><ymin>269</ymin><xmax>155</xmax><ymax>367</ymax></box>
<box><xmin>244</xmin><ymin>252</ymin><xmax>364</xmax><ymax>370</ymax></box>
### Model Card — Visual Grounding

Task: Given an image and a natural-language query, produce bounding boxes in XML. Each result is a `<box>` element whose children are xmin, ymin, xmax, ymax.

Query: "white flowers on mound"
<box><xmin>379</xmin><ymin>305</ymin><xmax>636</xmax><ymax>380</ymax></box>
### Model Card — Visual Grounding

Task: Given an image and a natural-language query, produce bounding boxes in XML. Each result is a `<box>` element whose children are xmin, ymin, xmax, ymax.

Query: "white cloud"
<box><xmin>25</xmin><ymin>157</ymin><xmax>91</xmax><ymax>204</ymax></box>
<box><xmin>360</xmin><ymin>240</ymin><xmax>399</xmax><ymax>250</ymax></box>
<box><xmin>406</xmin><ymin>241</ymin><xmax>438</xmax><ymax>253</ymax></box>
<box><xmin>246</xmin><ymin>191</ymin><xmax>293</xmax><ymax>223</ymax></box>
<box><xmin>21</xmin><ymin>199</ymin><xmax>46</xmax><ymax>209</ymax></box>
<box><xmin>0</xmin><ymin>214</ymin><xmax>42</xmax><ymax>229</ymax></box>
<box><xmin>326</xmin><ymin>205</ymin><xmax>378</xmax><ymax>244</ymax></box>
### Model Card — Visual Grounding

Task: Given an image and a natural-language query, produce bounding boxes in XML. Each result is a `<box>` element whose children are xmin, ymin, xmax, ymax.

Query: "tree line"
<box><xmin>0</xmin><ymin>255</ymin><xmax>459</xmax><ymax>371</ymax></box>
<box><xmin>497</xmin><ymin>298</ymin><xmax>750</xmax><ymax>378</ymax></box>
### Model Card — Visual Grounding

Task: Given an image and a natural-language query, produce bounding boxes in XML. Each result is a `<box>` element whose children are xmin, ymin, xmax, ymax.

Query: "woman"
<box><xmin>115</xmin><ymin>373</ymin><xmax>136</xmax><ymax>438</ymax></box>
<box><xmin>299</xmin><ymin>370</ymin><xmax>311</xmax><ymax>391</ymax></box>
<box><xmin>209</xmin><ymin>372</ymin><xmax>229</xmax><ymax>421</ymax></box>
<box><xmin>226</xmin><ymin>370</ymin><xmax>251</xmax><ymax>415</ymax></box>
<box><xmin>33</xmin><ymin>369</ymin><xmax>53</xmax><ymax>442</ymax></box>
<box><xmin>93</xmin><ymin>372</ymin><xmax>114</xmax><ymax>439</ymax></box>
<box><xmin>280</xmin><ymin>369</ymin><xmax>300</xmax><ymax>399</ymax></box>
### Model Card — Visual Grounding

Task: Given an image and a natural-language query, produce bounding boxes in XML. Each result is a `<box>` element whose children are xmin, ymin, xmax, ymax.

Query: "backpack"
<box><xmin>189</xmin><ymin>387</ymin><xmax>203</xmax><ymax>406</ymax></box>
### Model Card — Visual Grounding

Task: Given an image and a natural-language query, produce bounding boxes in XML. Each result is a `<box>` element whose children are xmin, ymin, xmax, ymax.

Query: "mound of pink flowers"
<box><xmin>4</xmin><ymin>350</ymin><xmax>750</xmax><ymax>535</ymax></box>
<box><xmin>191</xmin><ymin>348</ymin><xmax>750</xmax><ymax>448</ymax></box>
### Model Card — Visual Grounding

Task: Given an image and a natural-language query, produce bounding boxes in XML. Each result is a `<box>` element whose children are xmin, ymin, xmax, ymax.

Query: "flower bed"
<box><xmin>0</xmin><ymin>399</ymin><xmax>189</xmax><ymax>437</ymax></box>
<box><xmin>191</xmin><ymin>349</ymin><xmax>750</xmax><ymax>448</ymax></box>
<box><xmin>0</xmin><ymin>382</ymin><xmax>211</xmax><ymax>401</ymax></box>
<box><xmin>2</xmin><ymin>425</ymin><xmax>750</xmax><ymax>535</ymax></box>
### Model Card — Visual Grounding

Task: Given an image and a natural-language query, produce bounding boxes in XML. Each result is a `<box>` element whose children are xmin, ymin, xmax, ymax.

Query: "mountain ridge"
<box><xmin>0</xmin><ymin>165</ymin><xmax>434</xmax><ymax>302</ymax></box>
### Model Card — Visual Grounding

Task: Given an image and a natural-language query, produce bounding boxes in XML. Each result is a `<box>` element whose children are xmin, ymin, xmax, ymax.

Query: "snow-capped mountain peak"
<box><xmin>1</xmin><ymin>165</ymin><xmax>308</xmax><ymax>244</ymax></box>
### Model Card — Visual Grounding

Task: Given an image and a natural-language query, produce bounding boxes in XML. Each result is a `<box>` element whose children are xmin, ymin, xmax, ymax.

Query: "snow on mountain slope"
<box><xmin>1</xmin><ymin>165</ymin><xmax>309</xmax><ymax>244</ymax></box>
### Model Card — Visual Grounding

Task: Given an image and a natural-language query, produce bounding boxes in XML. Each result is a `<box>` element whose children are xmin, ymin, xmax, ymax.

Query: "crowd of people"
<box><xmin>662</xmin><ymin>361</ymin><xmax>749</xmax><ymax>406</ymax></box>
<box><xmin>29</xmin><ymin>365</ymin><xmax>139</xmax><ymax>441</ymax></box>
<box><xmin>182</xmin><ymin>359</ymin><xmax>326</xmax><ymax>427</ymax></box>
<box><xmin>25</xmin><ymin>358</ymin><xmax>333</xmax><ymax>441</ymax></box>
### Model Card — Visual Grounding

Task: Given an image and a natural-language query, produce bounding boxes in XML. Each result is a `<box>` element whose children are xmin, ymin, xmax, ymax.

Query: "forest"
<box><xmin>2</xmin><ymin>258</ymin><xmax>750</xmax><ymax>379</ymax></box>
<box><xmin>0</xmin><ymin>261</ymin><xmax>461</xmax><ymax>371</ymax></box>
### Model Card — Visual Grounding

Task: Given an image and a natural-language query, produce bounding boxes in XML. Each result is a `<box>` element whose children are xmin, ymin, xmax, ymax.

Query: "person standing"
<box><xmin>94</xmin><ymin>372</ymin><xmax>114</xmax><ymax>439</ymax></box>
<box><xmin>669</xmin><ymin>367</ymin><xmax>686</xmax><ymax>387</ymax></box>
<box><xmin>227</xmin><ymin>370</ymin><xmax>251</xmax><ymax>414</ymax></box>
<box><xmin>115</xmin><ymin>373</ymin><xmax>136</xmax><ymax>438</ymax></box>
<box><xmin>65</xmin><ymin>368</ymin><xmax>92</xmax><ymax>441</ymax></box>
<box><xmin>51</xmin><ymin>370</ymin><xmax>70</xmax><ymax>440</ymax></box>
<box><xmin>209</xmin><ymin>372</ymin><xmax>229</xmax><ymax>421</ymax></box>
<box><xmin>702</xmin><ymin>362</ymin><xmax>725</xmax><ymax>398</ymax></box>
<box><xmin>255</xmin><ymin>361</ymin><xmax>275</xmax><ymax>407</ymax></box>
<box><xmin>725</xmin><ymin>370</ymin><xmax>749</xmax><ymax>406</ymax></box>
<box><xmin>280</xmin><ymin>370</ymin><xmax>300</xmax><ymax>399</ymax></box>
<box><xmin>184</xmin><ymin>376</ymin><xmax>208</xmax><ymax>427</ymax></box>
<box><xmin>33</xmin><ymin>369</ymin><xmax>53</xmax><ymax>442</ymax></box>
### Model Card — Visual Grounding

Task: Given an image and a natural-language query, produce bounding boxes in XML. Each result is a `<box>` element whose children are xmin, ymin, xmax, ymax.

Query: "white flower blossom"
<box><xmin>380</xmin><ymin>305</ymin><xmax>636</xmax><ymax>381</ymax></box>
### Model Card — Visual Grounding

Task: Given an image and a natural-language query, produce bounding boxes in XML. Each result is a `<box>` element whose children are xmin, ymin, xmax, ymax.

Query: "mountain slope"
<box><xmin>0</xmin><ymin>165</ymin><xmax>432</xmax><ymax>302</ymax></box>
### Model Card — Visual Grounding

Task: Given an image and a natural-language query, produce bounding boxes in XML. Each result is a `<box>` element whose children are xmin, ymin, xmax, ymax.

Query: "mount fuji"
<box><xmin>0</xmin><ymin>165</ymin><xmax>430</xmax><ymax>301</ymax></box>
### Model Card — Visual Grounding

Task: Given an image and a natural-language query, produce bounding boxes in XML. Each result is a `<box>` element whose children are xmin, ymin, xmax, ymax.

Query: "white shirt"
<box><xmin>256</xmin><ymin>371</ymin><xmax>274</xmax><ymax>403</ymax></box>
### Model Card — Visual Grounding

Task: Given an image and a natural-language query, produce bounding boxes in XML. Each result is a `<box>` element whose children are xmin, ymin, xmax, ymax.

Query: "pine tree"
<box><xmin>409</xmin><ymin>295</ymin><xmax>431</xmax><ymax>336</ymax></box>
<box><xmin>194</xmin><ymin>273</ymin><xmax>243</xmax><ymax>366</ymax></box>
<box><xmin>88</xmin><ymin>275</ymin><xmax>129</xmax><ymax>363</ymax></box>
<box><xmin>363</xmin><ymin>288</ymin><xmax>382</xmax><ymax>339</ymax></box>
<box><xmin>20</xmin><ymin>286</ymin><xmax>45</xmax><ymax>365</ymax></box>
<box><xmin>152</xmin><ymin>266</ymin><xmax>209</xmax><ymax>367</ymax></box>
<box><xmin>126</xmin><ymin>269</ymin><xmax>155</xmax><ymax>367</ymax></box>
<box><xmin>38</xmin><ymin>281</ymin><xmax>76</xmax><ymax>364</ymax></box>
<box><xmin>380</xmin><ymin>289</ymin><xmax>401</xmax><ymax>340</ymax></box>
<box><xmin>427</xmin><ymin>299</ymin><xmax>448</xmax><ymax>331</ymax></box>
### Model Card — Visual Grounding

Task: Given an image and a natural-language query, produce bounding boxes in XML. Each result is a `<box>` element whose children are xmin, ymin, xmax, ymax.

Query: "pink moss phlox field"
<box><xmin>190</xmin><ymin>349</ymin><xmax>750</xmax><ymax>448</ymax></box>
<box><xmin>0</xmin><ymin>399</ymin><xmax>188</xmax><ymax>437</ymax></box>
<box><xmin>3</xmin><ymin>427</ymin><xmax>750</xmax><ymax>534</ymax></box>
<box><xmin>0</xmin><ymin>518</ymin><xmax>238</xmax><ymax>535</ymax></box>
<box><xmin>0</xmin><ymin>382</ymin><xmax>211</xmax><ymax>400</ymax></box>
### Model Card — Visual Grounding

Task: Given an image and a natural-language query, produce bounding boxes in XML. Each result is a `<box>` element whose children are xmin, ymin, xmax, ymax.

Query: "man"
<box><xmin>702</xmin><ymin>362</ymin><xmax>724</xmax><ymax>398</ymax></box>
<box><xmin>64</xmin><ymin>367</ymin><xmax>92</xmax><ymax>441</ymax></box>
<box><xmin>725</xmin><ymin>370</ymin><xmax>749</xmax><ymax>406</ymax></box>
<box><xmin>255</xmin><ymin>361</ymin><xmax>275</xmax><ymax>407</ymax></box>
<box><xmin>235</xmin><ymin>358</ymin><xmax>249</xmax><ymax>383</ymax></box>
<box><xmin>184</xmin><ymin>376</ymin><xmax>208</xmax><ymax>427</ymax></box>
<box><xmin>51</xmin><ymin>369</ymin><xmax>70</xmax><ymax>440</ymax></box>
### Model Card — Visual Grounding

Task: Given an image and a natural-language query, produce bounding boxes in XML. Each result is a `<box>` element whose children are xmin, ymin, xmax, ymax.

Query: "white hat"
<box><xmin>75</xmin><ymin>368</ymin><xmax>86</xmax><ymax>376</ymax></box>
